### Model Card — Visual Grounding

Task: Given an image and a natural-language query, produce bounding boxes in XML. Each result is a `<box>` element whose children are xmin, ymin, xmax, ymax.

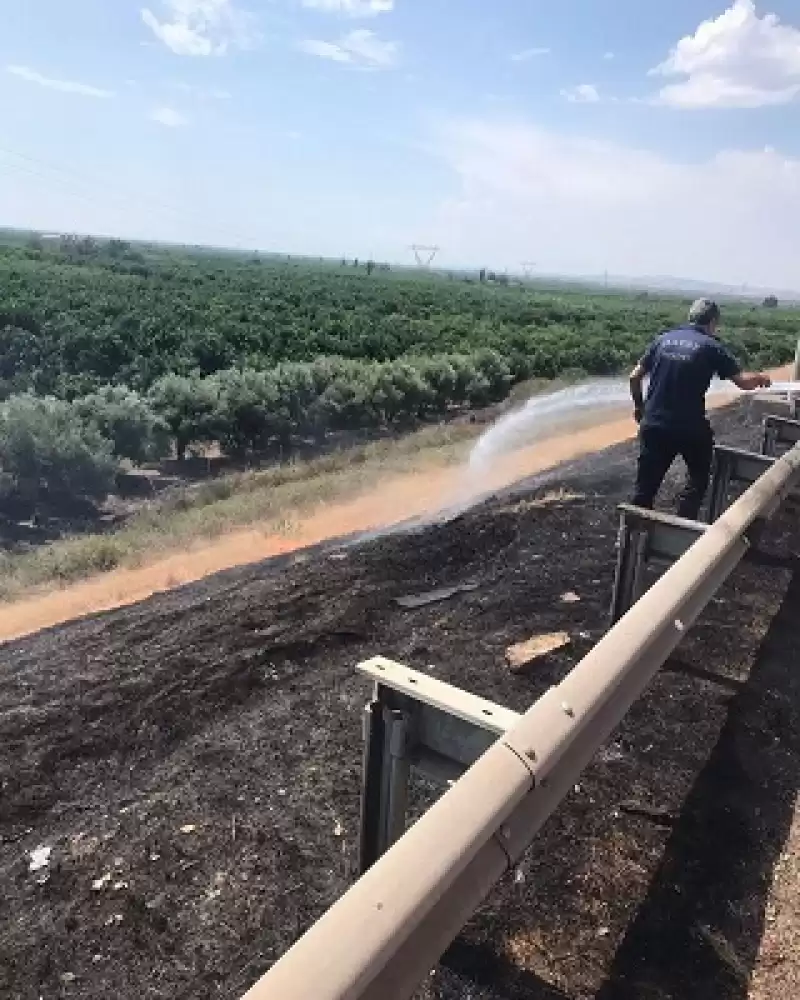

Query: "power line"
<box><xmin>0</xmin><ymin>156</ymin><xmax>141</xmax><ymax>232</ymax></box>
<box><xmin>0</xmin><ymin>143</ymin><xmax>260</xmax><ymax>250</ymax></box>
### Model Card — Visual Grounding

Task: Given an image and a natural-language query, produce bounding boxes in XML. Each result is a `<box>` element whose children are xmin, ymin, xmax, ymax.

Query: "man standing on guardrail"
<box><xmin>629</xmin><ymin>298</ymin><xmax>772</xmax><ymax>520</ymax></box>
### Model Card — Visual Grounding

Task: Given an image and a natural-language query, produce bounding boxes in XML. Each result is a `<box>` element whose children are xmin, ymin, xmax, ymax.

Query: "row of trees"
<box><xmin>1</xmin><ymin>244</ymin><xmax>796</xmax><ymax>401</ymax></box>
<box><xmin>1</xmin><ymin>243</ymin><xmax>796</xmax><ymax>508</ymax></box>
<box><xmin>0</xmin><ymin>351</ymin><xmax>516</xmax><ymax>504</ymax></box>
<box><xmin>150</xmin><ymin>350</ymin><xmax>514</xmax><ymax>458</ymax></box>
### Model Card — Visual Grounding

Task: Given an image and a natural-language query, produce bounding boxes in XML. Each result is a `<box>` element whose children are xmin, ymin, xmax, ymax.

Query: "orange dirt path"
<box><xmin>0</xmin><ymin>377</ymin><xmax>783</xmax><ymax>644</ymax></box>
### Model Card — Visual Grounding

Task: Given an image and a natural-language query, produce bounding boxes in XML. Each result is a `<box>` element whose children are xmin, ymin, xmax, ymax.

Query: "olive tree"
<box><xmin>73</xmin><ymin>385</ymin><xmax>167</xmax><ymax>464</ymax></box>
<box><xmin>148</xmin><ymin>373</ymin><xmax>220</xmax><ymax>460</ymax></box>
<box><xmin>0</xmin><ymin>394</ymin><xmax>117</xmax><ymax>506</ymax></box>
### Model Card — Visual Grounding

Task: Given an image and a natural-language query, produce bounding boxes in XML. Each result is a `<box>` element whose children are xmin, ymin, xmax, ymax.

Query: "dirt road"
<box><xmin>0</xmin><ymin>407</ymin><xmax>632</xmax><ymax>641</ymax></box>
<box><xmin>0</xmin><ymin>378</ymin><xmax>782</xmax><ymax>644</ymax></box>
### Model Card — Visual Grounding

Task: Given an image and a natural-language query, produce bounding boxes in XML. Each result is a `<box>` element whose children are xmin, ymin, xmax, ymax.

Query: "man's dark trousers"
<box><xmin>632</xmin><ymin>423</ymin><xmax>713</xmax><ymax>521</ymax></box>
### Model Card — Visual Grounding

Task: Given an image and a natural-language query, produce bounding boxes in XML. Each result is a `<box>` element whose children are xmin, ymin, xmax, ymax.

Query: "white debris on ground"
<box><xmin>28</xmin><ymin>845</ymin><xmax>52</xmax><ymax>872</ymax></box>
<box><xmin>91</xmin><ymin>872</ymin><xmax>112</xmax><ymax>891</ymax></box>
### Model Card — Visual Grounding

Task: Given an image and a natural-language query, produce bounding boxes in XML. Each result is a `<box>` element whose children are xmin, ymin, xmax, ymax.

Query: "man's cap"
<box><xmin>688</xmin><ymin>298</ymin><xmax>721</xmax><ymax>327</ymax></box>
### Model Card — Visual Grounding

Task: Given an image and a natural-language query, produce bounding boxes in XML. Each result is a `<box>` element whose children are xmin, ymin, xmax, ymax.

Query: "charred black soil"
<box><xmin>1</xmin><ymin>401</ymin><xmax>798</xmax><ymax>1000</ymax></box>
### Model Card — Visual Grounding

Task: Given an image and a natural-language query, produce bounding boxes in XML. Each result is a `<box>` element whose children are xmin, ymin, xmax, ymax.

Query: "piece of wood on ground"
<box><xmin>395</xmin><ymin>583</ymin><xmax>479</xmax><ymax>609</ymax></box>
<box><xmin>506</xmin><ymin>631</ymin><xmax>571</xmax><ymax>671</ymax></box>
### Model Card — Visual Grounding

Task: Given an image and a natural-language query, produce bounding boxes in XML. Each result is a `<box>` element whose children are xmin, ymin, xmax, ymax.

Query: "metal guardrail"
<box><xmin>791</xmin><ymin>341</ymin><xmax>800</xmax><ymax>419</ymax></box>
<box><xmin>241</xmin><ymin>440</ymin><xmax>800</xmax><ymax>1000</ymax></box>
<box><xmin>609</xmin><ymin>504</ymin><xmax>707</xmax><ymax>624</ymax></box>
<box><xmin>358</xmin><ymin>657</ymin><xmax>520</xmax><ymax>872</ymax></box>
<box><xmin>762</xmin><ymin>414</ymin><xmax>800</xmax><ymax>457</ymax></box>
<box><xmin>708</xmin><ymin>445</ymin><xmax>777</xmax><ymax>522</ymax></box>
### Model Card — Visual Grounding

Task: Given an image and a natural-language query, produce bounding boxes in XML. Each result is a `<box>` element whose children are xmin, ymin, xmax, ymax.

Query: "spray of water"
<box><xmin>468</xmin><ymin>378</ymin><xmax>800</xmax><ymax>474</ymax></box>
<box><xmin>469</xmin><ymin>379</ymin><xmax>629</xmax><ymax>472</ymax></box>
<box><xmin>406</xmin><ymin>376</ymin><xmax>800</xmax><ymax>532</ymax></box>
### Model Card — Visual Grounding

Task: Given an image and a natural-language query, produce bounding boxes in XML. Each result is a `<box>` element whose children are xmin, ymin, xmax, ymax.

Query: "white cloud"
<box><xmin>561</xmin><ymin>83</ymin><xmax>600</xmax><ymax>103</ymax></box>
<box><xmin>510</xmin><ymin>47</ymin><xmax>550</xmax><ymax>62</ymax></box>
<box><xmin>298</xmin><ymin>28</ymin><xmax>398</xmax><ymax>68</ymax></box>
<box><xmin>301</xmin><ymin>0</ymin><xmax>394</xmax><ymax>15</ymax></box>
<box><xmin>6</xmin><ymin>65</ymin><xmax>114</xmax><ymax>99</ymax></box>
<box><xmin>298</xmin><ymin>38</ymin><xmax>351</xmax><ymax>62</ymax></box>
<box><xmin>434</xmin><ymin>118</ymin><xmax>800</xmax><ymax>289</ymax></box>
<box><xmin>652</xmin><ymin>0</ymin><xmax>800</xmax><ymax>108</ymax></box>
<box><xmin>603</xmin><ymin>51</ymin><xmax>614</xmax><ymax>61</ymax></box>
<box><xmin>141</xmin><ymin>0</ymin><xmax>258</xmax><ymax>56</ymax></box>
<box><xmin>151</xmin><ymin>106</ymin><xmax>189</xmax><ymax>126</ymax></box>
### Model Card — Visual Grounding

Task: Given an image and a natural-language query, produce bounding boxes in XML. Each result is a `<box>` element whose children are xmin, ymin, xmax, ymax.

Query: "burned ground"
<box><xmin>1</xmin><ymin>401</ymin><xmax>798</xmax><ymax>1000</ymax></box>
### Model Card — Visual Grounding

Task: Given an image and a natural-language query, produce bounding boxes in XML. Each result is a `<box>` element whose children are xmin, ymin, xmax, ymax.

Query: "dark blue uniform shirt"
<box><xmin>641</xmin><ymin>325</ymin><xmax>741</xmax><ymax>432</ymax></box>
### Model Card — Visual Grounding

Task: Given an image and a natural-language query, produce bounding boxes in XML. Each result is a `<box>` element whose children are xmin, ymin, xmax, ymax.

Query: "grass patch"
<box><xmin>0</xmin><ymin>421</ymin><xmax>483</xmax><ymax>602</ymax></box>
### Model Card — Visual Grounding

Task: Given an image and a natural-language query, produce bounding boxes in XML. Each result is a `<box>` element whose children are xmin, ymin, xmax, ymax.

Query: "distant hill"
<box><xmin>598</xmin><ymin>273</ymin><xmax>800</xmax><ymax>303</ymax></box>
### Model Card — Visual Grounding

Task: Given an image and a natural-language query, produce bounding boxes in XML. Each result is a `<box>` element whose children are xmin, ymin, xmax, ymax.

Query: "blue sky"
<box><xmin>2</xmin><ymin>0</ymin><xmax>800</xmax><ymax>287</ymax></box>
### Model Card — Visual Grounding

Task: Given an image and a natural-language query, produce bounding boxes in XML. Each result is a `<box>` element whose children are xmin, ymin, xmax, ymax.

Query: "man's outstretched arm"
<box><xmin>715</xmin><ymin>342</ymin><xmax>771</xmax><ymax>391</ymax></box>
<box><xmin>731</xmin><ymin>371</ymin><xmax>772</xmax><ymax>391</ymax></box>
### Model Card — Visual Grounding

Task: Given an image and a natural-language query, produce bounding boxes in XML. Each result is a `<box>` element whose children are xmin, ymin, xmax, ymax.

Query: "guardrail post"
<box><xmin>761</xmin><ymin>415</ymin><xmax>800</xmax><ymax>458</ymax></box>
<box><xmin>359</xmin><ymin>698</ymin><xmax>411</xmax><ymax>874</ymax></box>
<box><xmin>708</xmin><ymin>447</ymin><xmax>732</xmax><ymax>522</ymax></box>
<box><xmin>762</xmin><ymin>417</ymin><xmax>779</xmax><ymax>458</ymax></box>
<box><xmin>359</xmin><ymin>699</ymin><xmax>387</xmax><ymax>873</ymax></box>
<box><xmin>383</xmin><ymin>711</ymin><xmax>410</xmax><ymax>851</ymax></box>
<box><xmin>609</xmin><ymin>510</ymin><xmax>646</xmax><ymax>623</ymax></box>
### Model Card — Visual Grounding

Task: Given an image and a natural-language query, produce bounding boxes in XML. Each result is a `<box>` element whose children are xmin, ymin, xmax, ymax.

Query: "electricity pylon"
<box><xmin>411</xmin><ymin>245</ymin><xmax>440</xmax><ymax>268</ymax></box>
